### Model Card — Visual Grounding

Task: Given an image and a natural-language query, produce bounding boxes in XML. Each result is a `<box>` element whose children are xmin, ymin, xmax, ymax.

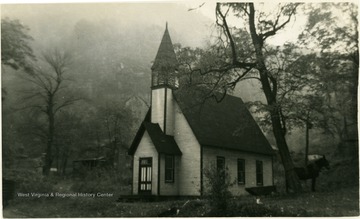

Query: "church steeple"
<box><xmin>150</xmin><ymin>24</ymin><xmax>178</xmax><ymax>135</ymax></box>
<box><xmin>151</xmin><ymin>23</ymin><xmax>178</xmax><ymax>88</ymax></box>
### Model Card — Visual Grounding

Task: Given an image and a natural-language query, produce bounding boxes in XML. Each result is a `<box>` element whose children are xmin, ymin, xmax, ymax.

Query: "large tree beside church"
<box><xmin>215</xmin><ymin>2</ymin><xmax>303</xmax><ymax>193</ymax></box>
<box><xmin>176</xmin><ymin>2</ymin><xmax>358</xmax><ymax>193</ymax></box>
<box><xmin>177</xmin><ymin>3</ymin><xmax>303</xmax><ymax>193</ymax></box>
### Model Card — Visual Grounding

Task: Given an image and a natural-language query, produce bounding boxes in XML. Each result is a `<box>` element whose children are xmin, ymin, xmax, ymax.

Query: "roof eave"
<box><xmin>200</xmin><ymin>144</ymin><xmax>275</xmax><ymax>156</ymax></box>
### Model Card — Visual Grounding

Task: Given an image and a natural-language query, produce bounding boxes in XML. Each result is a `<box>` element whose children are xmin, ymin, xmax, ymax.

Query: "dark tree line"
<box><xmin>2</xmin><ymin>18</ymin><xmax>136</xmax><ymax>177</ymax></box>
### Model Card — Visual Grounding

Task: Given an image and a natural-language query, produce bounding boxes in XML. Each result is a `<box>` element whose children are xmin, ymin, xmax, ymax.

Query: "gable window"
<box><xmin>237</xmin><ymin>159</ymin><xmax>245</xmax><ymax>184</ymax></box>
<box><xmin>256</xmin><ymin>160</ymin><xmax>263</xmax><ymax>186</ymax></box>
<box><xmin>165</xmin><ymin>155</ymin><xmax>174</xmax><ymax>183</ymax></box>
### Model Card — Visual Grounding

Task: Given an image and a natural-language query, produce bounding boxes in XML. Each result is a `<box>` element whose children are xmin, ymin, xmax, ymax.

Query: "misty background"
<box><xmin>1</xmin><ymin>2</ymin><xmax>358</xmax><ymax>217</ymax></box>
<box><xmin>1</xmin><ymin>2</ymin><xmax>342</xmax><ymax>170</ymax></box>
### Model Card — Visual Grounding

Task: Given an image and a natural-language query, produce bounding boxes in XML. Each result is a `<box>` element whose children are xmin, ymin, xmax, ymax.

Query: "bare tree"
<box><xmin>20</xmin><ymin>49</ymin><xmax>79</xmax><ymax>175</ymax></box>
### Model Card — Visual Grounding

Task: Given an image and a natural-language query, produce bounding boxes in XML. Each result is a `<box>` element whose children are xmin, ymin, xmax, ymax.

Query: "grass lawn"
<box><xmin>3</xmin><ymin>186</ymin><xmax>358</xmax><ymax>217</ymax></box>
<box><xmin>259</xmin><ymin>186</ymin><xmax>359</xmax><ymax>217</ymax></box>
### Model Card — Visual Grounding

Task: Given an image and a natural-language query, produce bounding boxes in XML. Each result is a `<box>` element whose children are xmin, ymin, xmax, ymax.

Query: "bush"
<box><xmin>203</xmin><ymin>164</ymin><xmax>234</xmax><ymax>213</ymax></box>
<box><xmin>4</xmin><ymin>168</ymin><xmax>54</xmax><ymax>194</ymax></box>
<box><xmin>71</xmin><ymin>167</ymin><xmax>130</xmax><ymax>195</ymax></box>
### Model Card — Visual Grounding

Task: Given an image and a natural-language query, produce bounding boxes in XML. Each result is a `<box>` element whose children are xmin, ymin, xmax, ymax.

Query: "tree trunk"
<box><xmin>305</xmin><ymin>122</ymin><xmax>309</xmax><ymax>166</ymax></box>
<box><xmin>43</xmin><ymin>99</ymin><xmax>55</xmax><ymax>176</ymax></box>
<box><xmin>248</xmin><ymin>3</ymin><xmax>302</xmax><ymax>193</ymax></box>
<box><xmin>62</xmin><ymin>152</ymin><xmax>68</xmax><ymax>176</ymax></box>
<box><xmin>43</xmin><ymin>138</ymin><xmax>53</xmax><ymax>175</ymax></box>
<box><xmin>114</xmin><ymin>138</ymin><xmax>119</xmax><ymax>168</ymax></box>
<box><xmin>305</xmin><ymin>117</ymin><xmax>312</xmax><ymax>166</ymax></box>
<box><xmin>270</xmin><ymin>107</ymin><xmax>302</xmax><ymax>193</ymax></box>
<box><xmin>56</xmin><ymin>145</ymin><xmax>60</xmax><ymax>174</ymax></box>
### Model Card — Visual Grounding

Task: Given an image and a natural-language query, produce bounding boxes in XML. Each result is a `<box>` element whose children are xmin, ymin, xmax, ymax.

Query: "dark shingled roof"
<box><xmin>128</xmin><ymin>110</ymin><xmax>182</xmax><ymax>156</ymax></box>
<box><xmin>129</xmin><ymin>24</ymin><xmax>272</xmax><ymax>157</ymax></box>
<box><xmin>151</xmin><ymin>24</ymin><xmax>178</xmax><ymax>71</ymax></box>
<box><xmin>143</xmin><ymin>122</ymin><xmax>182</xmax><ymax>155</ymax></box>
<box><xmin>174</xmin><ymin>92</ymin><xmax>274</xmax><ymax>155</ymax></box>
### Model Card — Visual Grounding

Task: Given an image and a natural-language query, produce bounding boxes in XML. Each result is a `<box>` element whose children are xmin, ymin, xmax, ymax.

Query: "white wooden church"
<box><xmin>128</xmin><ymin>25</ymin><xmax>274</xmax><ymax>196</ymax></box>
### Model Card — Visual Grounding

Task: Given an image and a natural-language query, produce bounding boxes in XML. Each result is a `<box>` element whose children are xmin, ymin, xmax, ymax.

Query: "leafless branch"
<box><xmin>216</xmin><ymin>3</ymin><xmax>238</xmax><ymax>64</ymax></box>
<box><xmin>188</xmin><ymin>2</ymin><xmax>205</xmax><ymax>11</ymax></box>
<box><xmin>54</xmin><ymin>98</ymin><xmax>82</xmax><ymax>114</ymax></box>
<box><xmin>217</xmin><ymin>4</ymin><xmax>258</xmax><ymax>68</ymax></box>
<box><xmin>226</xmin><ymin>68</ymin><xmax>254</xmax><ymax>89</ymax></box>
<box><xmin>15</xmin><ymin>104</ymin><xmax>47</xmax><ymax>113</ymax></box>
<box><xmin>260</xmin><ymin>4</ymin><xmax>300</xmax><ymax>41</ymax></box>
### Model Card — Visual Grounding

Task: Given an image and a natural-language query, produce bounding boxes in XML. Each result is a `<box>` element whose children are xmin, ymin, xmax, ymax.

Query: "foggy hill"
<box><xmin>1</xmin><ymin>3</ymin><xmax>215</xmax><ymax>105</ymax></box>
<box><xmin>1</xmin><ymin>3</ymin><xmax>336</xmax><ymax>156</ymax></box>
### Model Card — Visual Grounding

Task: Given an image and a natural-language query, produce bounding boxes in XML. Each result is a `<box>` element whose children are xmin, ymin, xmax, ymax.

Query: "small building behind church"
<box><xmin>128</xmin><ymin>25</ymin><xmax>274</xmax><ymax>196</ymax></box>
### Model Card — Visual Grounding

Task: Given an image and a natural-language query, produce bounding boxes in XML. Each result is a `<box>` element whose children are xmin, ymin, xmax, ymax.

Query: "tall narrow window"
<box><xmin>237</xmin><ymin>159</ymin><xmax>245</xmax><ymax>184</ymax></box>
<box><xmin>256</xmin><ymin>160</ymin><xmax>263</xmax><ymax>186</ymax></box>
<box><xmin>165</xmin><ymin>155</ymin><xmax>174</xmax><ymax>183</ymax></box>
<box><xmin>216</xmin><ymin>156</ymin><xmax>225</xmax><ymax>171</ymax></box>
<box><xmin>216</xmin><ymin>156</ymin><xmax>225</xmax><ymax>183</ymax></box>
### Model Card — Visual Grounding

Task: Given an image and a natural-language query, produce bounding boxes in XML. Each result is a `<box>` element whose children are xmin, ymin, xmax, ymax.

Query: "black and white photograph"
<box><xmin>1</xmin><ymin>1</ymin><xmax>359</xmax><ymax>217</ymax></box>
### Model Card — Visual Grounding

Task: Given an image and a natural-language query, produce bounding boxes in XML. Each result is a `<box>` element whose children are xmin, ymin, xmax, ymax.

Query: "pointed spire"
<box><xmin>151</xmin><ymin>23</ymin><xmax>178</xmax><ymax>71</ymax></box>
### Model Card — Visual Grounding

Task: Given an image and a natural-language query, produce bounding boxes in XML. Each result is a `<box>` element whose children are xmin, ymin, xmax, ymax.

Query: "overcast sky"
<box><xmin>3</xmin><ymin>1</ymin><xmax>355</xmax><ymax>102</ymax></box>
<box><xmin>0</xmin><ymin>1</ymin><xmax>312</xmax><ymax>46</ymax></box>
<box><xmin>1</xmin><ymin>2</ymin><xmax>219</xmax><ymax>50</ymax></box>
<box><xmin>2</xmin><ymin>1</ymin><xmax>356</xmax><ymax>65</ymax></box>
<box><xmin>1</xmin><ymin>1</ymin><xmax>356</xmax><ymax>62</ymax></box>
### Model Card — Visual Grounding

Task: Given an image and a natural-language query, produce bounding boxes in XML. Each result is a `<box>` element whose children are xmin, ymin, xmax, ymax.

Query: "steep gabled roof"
<box><xmin>143</xmin><ymin>122</ymin><xmax>182</xmax><ymax>155</ymax></box>
<box><xmin>128</xmin><ymin>109</ymin><xmax>182</xmax><ymax>156</ymax></box>
<box><xmin>151</xmin><ymin>24</ymin><xmax>178</xmax><ymax>71</ymax></box>
<box><xmin>128</xmin><ymin>108</ymin><xmax>150</xmax><ymax>155</ymax></box>
<box><xmin>174</xmin><ymin>91</ymin><xmax>274</xmax><ymax>155</ymax></box>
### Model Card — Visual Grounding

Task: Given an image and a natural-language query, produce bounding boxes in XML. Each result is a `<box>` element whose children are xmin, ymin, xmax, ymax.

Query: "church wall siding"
<box><xmin>165</xmin><ymin>88</ymin><xmax>175</xmax><ymax>135</ymax></box>
<box><xmin>158</xmin><ymin>155</ymin><xmax>180</xmax><ymax>195</ymax></box>
<box><xmin>133</xmin><ymin>131</ymin><xmax>159</xmax><ymax>195</ymax></box>
<box><xmin>151</xmin><ymin>88</ymin><xmax>165</xmax><ymax>131</ymax></box>
<box><xmin>174</xmin><ymin>102</ymin><xmax>201</xmax><ymax>196</ymax></box>
<box><xmin>202</xmin><ymin>146</ymin><xmax>273</xmax><ymax>196</ymax></box>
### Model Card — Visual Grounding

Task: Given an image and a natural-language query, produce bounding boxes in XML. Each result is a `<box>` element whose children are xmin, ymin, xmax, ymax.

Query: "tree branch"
<box><xmin>226</xmin><ymin>68</ymin><xmax>254</xmax><ymax>89</ymax></box>
<box><xmin>216</xmin><ymin>3</ymin><xmax>257</xmax><ymax>69</ymax></box>
<box><xmin>54</xmin><ymin>98</ymin><xmax>82</xmax><ymax>114</ymax></box>
<box><xmin>261</xmin><ymin>4</ymin><xmax>300</xmax><ymax>41</ymax></box>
